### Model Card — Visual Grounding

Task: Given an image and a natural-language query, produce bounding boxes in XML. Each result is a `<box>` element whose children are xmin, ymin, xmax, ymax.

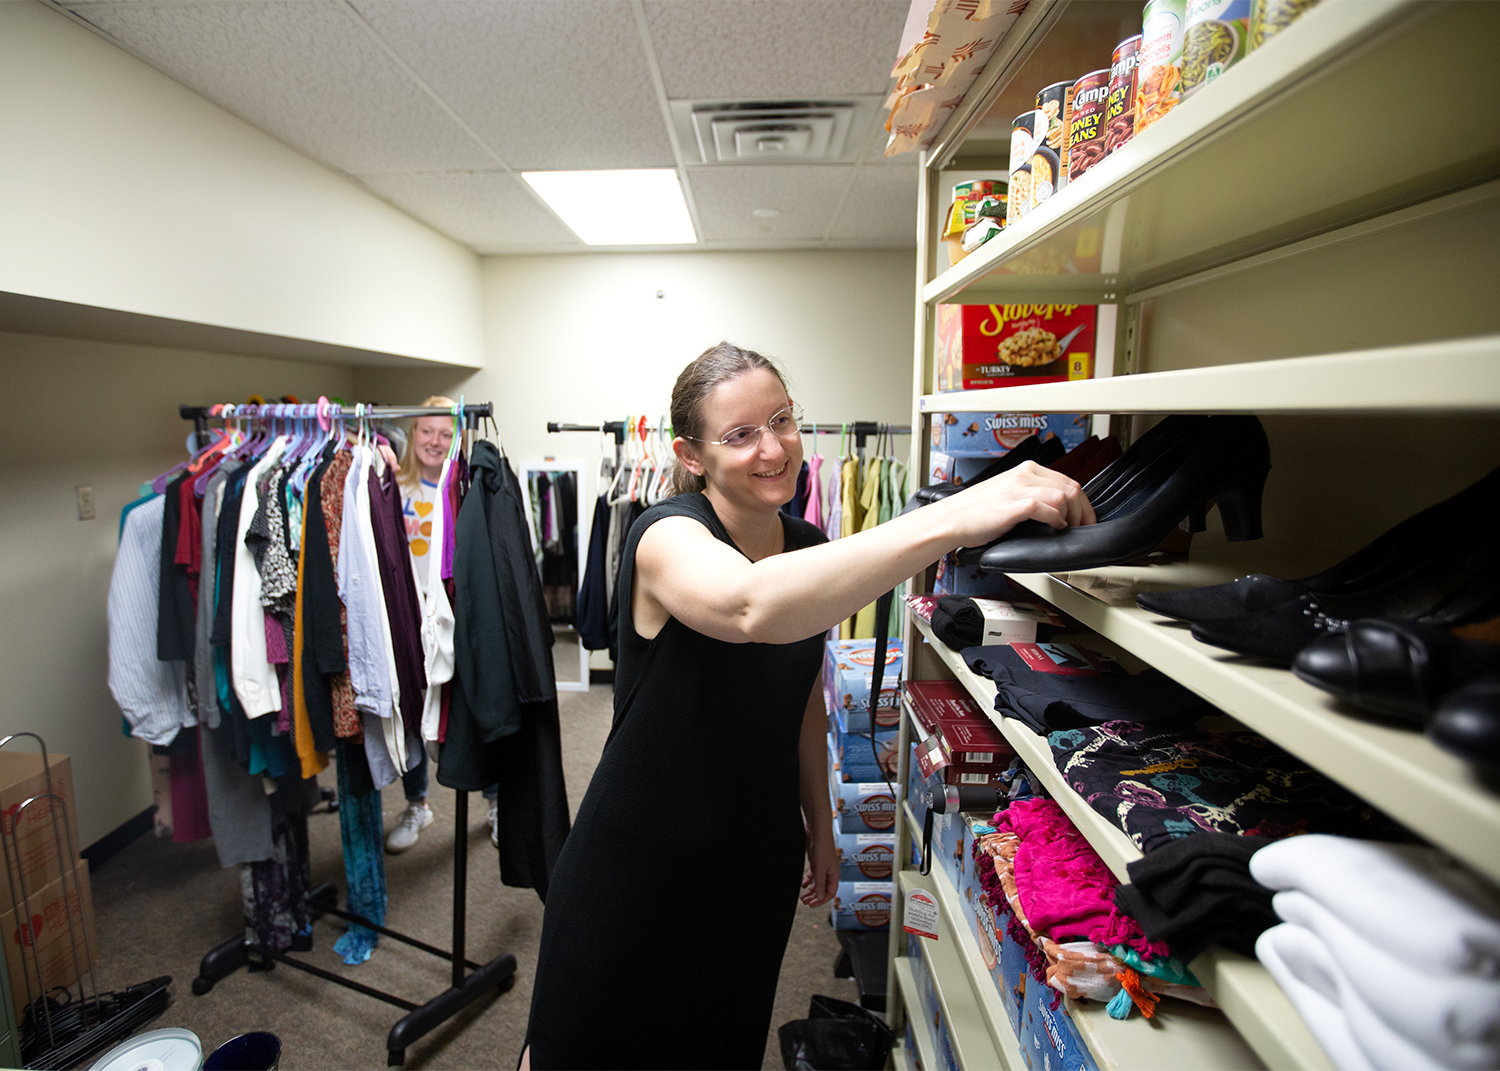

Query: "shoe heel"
<box><xmin>1186</xmin><ymin>503</ymin><xmax>1208</xmax><ymax>533</ymax></box>
<box><xmin>1217</xmin><ymin>468</ymin><xmax>1269</xmax><ymax>541</ymax></box>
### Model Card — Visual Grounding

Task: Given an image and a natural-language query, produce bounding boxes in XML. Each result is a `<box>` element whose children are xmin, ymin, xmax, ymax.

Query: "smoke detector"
<box><xmin>670</xmin><ymin>99</ymin><xmax>879</xmax><ymax>165</ymax></box>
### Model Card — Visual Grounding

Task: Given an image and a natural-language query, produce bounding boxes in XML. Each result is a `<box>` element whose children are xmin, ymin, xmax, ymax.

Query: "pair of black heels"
<box><xmin>953</xmin><ymin>414</ymin><xmax>1272</xmax><ymax>573</ymax></box>
<box><xmin>1293</xmin><ymin>619</ymin><xmax>1500</xmax><ymax>771</ymax></box>
<box><xmin>1137</xmin><ymin>464</ymin><xmax>1500</xmax><ymax>664</ymax></box>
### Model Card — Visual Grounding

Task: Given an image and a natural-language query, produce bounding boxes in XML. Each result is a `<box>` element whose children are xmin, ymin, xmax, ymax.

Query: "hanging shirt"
<box><xmin>339</xmin><ymin>445</ymin><xmax>394</xmax><ymax>723</ymax></box>
<box><xmin>108</xmin><ymin>495</ymin><xmax>192</xmax><ymax>746</ymax></box>
<box><xmin>416</xmin><ymin>459</ymin><xmax>456</xmax><ymax>741</ymax></box>
<box><xmin>803</xmin><ymin>453</ymin><xmax>825</xmax><ymax>530</ymax></box>
<box><xmin>231</xmin><ymin>436</ymin><xmax>288</xmax><ymax>718</ymax></box>
<box><xmin>401</xmin><ymin>476</ymin><xmax>441</xmax><ymax>588</ymax></box>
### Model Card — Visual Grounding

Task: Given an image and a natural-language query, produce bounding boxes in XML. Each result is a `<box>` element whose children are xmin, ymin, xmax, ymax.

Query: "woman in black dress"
<box><xmin>523</xmin><ymin>343</ymin><xmax>1092</xmax><ymax>1069</ymax></box>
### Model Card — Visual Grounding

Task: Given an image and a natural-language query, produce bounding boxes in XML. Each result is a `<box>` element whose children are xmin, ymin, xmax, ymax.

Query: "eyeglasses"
<box><xmin>687</xmin><ymin>404</ymin><xmax>804</xmax><ymax>450</ymax></box>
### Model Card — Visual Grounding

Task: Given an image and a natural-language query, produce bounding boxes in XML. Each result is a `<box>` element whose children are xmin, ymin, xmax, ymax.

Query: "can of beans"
<box><xmin>1249</xmin><ymin>0</ymin><xmax>1320</xmax><ymax>50</ymax></box>
<box><xmin>1181</xmin><ymin>0</ymin><xmax>1250</xmax><ymax>96</ymax></box>
<box><xmin>1135</xmin><ymin>0</ymin><xmax>1186</xmax><ymax>135</ymax></box>
<box><xmin>1067</xmin><ymin>69</ymin><xmax>1111</xmax><ymax>181</ymax></box>
<box><xmin>1104</xmin><ymin>36</ymin><xmax>1142</xmax><ymax>156</ymax></box>
<box><xmin>1007</xmin><ymin>110</ymin><xmax>1047</xmax><ymax>223</ymax></box>
<box><xmin>1035</xmin><ymin>81</ymin><xmax>1075</xmax><ymax>185</ymax></box>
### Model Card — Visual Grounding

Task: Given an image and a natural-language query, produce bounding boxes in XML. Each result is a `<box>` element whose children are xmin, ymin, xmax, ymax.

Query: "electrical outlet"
<box><xmin>76</xmin><ymin>485</ymin><xmax>95</xmax><ymax>521</ymax></box>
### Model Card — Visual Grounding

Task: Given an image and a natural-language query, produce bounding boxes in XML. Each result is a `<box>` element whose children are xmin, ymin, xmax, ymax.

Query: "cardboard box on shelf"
<box><xmin>0</xmin><ymin>857</ymin><xmax>94</xmax><ymax>1022</ymax></box>
<box><xmin>832</xmin><ymin>825</ymin><xmax>896</xmax><ymax>882</ymax></box>
<box><xmin>830</xmin><ymin>714</ymin><xmax>899</xmax><ymax>783</ymax></box>
<box><xmin>932</xmin><ymin>552</ymin><xmax>1019</xmax><ymax>599</ymax></box>
<box><xmin>905</xmin><ymin>681</ymin><xmax>1016</xmax><ymax>784</ymax></box>
<box><xmin>936</xmin><ymin>304</ymin><xmax>1097</xmax><ymax>392</ymax></box>
<box><xmin>824</xmin><ymin>639</ymin><xmax>903</xmax><ymax>735</ymax></box>
<box><xmin>830</xmin><ymin>880</ymin><xmax>893</xmax><ymax>930</ymax></box>
<box><xmin>831</xmin><ymin>778</ymin><xmax>898</xmax><ymax>835</ymax></box>
<box><xmin>931</xmin><ymin>412</ymin><xmax>1091</xmax><ymax>458</ymax></box>
<box><xmin>0</xmin><ymin>751</ymin><xmax>80</xmax><ymax>915</ymax></box>
<box><xmin>1020</xmin><ymin>972</ymin><xmax>1101</xmax><ymax>1071</ymax></box>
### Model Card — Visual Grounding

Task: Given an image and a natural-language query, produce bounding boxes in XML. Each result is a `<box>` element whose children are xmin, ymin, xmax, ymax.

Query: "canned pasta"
<box><xmin>1135</xmin><ymin>0</ymin><xmax>1186</xmax><ymax>135</ymax></box>
<box><xmin>1036</xmin><ymin>81</ymin><xmax>1076</xmax><ymax>184</ymax></box>
<box><xmin>1249</xmin><ymin>0</ymin><xmax>1321</xmax><ymax>49</ymax></box>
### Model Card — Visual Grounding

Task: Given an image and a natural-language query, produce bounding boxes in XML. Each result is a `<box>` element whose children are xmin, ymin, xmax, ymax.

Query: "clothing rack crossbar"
<box><xmin>547</xmin><ymin>419</ymin><xmax>910</xmax><ymax>448</ymax></box>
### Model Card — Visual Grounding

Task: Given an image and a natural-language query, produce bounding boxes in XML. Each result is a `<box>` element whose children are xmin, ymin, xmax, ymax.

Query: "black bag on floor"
<box><xmin>778</xmin><ymin>995</ymin><xmax>894</xmax><ymax>1070</ymax></box>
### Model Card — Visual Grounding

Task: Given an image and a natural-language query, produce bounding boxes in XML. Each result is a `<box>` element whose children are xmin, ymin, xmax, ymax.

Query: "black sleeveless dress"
<box><xmin>526</xmin><ymin>493</ymin><xmax>828</xmax><ymax>1069</ymax></box>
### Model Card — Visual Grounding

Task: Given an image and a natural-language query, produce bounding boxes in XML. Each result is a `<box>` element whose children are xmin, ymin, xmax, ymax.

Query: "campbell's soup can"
<box><xmin>1105</xmin><ymin>35</ymin><xmax>1142</xmax><ymax>155</ymax></box>
<box><xmin>1136</xmin><ymin>0</ymin><xmax>1186</xmax><ymax>135</ymax></box>
<box><xmin>1249</xmin><ymin>0</ymin><xmax>1321</xmax><ymax>50</ymax></box>
<box><xmin>1181</xmin><ymin>0</ymin><xmax>1250</xmax><ymax>96</ymax></box>
<box><xmin>1029</xmin><ymin>145</ymin><xmax>1062</xmax><ymax>209</ymax></box>
<box><xmin>1007</xmin><ymin>110</ymin><xmax>1047</xmax><ymax>223</ymax></box>
<box><xmin>1067</xmin><ymin>69</ymin><xmax>1111</xmax><ymax>180</ymax></box>
<box><xmin>1035</xmin><ymin>81</ymin><xmax>1076</xmax><ymax>185</ymax></box>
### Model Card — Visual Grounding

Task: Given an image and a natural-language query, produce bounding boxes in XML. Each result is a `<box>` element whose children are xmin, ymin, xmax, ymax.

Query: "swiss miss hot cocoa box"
<box><xmin>823</xmin><ymin>639</ymin><xmax>903</xmax><ymax>736</ymax></box>
<box><xmin>936</xmin><ymin>303</ymin><xmax>1097</xmax><ymax>391</ymax></box>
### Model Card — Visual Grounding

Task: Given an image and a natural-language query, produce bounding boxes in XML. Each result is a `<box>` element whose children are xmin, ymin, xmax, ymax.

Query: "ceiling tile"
<box><xmin>351</xmin><ymin>1</ymin><xmax>675</xmax><ymax>171</ymax></box>
<box><xmin>688</xmin><ymin>166</ymin><xmax>852</xmax><ymax>242</ymax></box>
<box><xmin>827</xmin><ymin>163</ymin><xmax>918</xmax><ymax>243</ymax></box>
<box><xmin>65</xmin><ymin>1</ymin><xmax>497</xmax><ymax>175</ymax></box>
<box><xmin>645</xmin><ymin>0</ymin><xmax>909</xmax><ymax>101</ymax></box>
<box><xmin>358</xmin><ymin>172</ymin><xmax>581</xmax><ymax>249</ymax></box>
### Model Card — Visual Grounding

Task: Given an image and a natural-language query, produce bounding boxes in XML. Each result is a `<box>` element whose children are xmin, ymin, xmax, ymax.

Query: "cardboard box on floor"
<box><xmin>0</xmin><ymin>752</ymin><xmax>80</xmax><ymax>915</ymax></box>
<box><xmin>0</xmin><ymin>857</ymin><xmax>95</xmax><ymax>1022</ymax></box>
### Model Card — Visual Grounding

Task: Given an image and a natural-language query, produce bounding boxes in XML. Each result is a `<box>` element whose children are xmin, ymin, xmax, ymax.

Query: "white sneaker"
<box><xmin>487</xmin><ymin>800</ymin><xmax>499</xmax><ymax>848</ymax></box>
<box><xmin>386</xmin><ymin>801</ymin><xmax>434</xmax><ymax>853</ymax></box>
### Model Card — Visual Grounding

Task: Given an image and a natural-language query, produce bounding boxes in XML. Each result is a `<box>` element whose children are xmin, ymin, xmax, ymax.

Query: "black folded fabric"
<box><xmin>960</xmin><ymin>643</ymin><xmax>1213</xmax><ymax>735</ymax></box>
<box><xmin>930</xmin><ymin>596</ymin><xmax>984</xmax><ymax>649</ymax></box>
<box><xmin>1113</xmin><ymin>831</ymin><xmax>1277</xmax><ymax>961</ymax></box>
<box><xmin>1047</xmin><ymin>720</ymin><xmax>1404</xmax><ymax>853</ymax></box>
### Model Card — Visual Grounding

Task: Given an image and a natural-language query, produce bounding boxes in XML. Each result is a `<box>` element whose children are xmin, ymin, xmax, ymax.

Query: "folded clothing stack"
<box><xmin>970</xmin><ymin>798</ymin><xmax>1212</xmax><ymax>1014</ymax></box>
<box><xmin>1113</xmin><ymin>831</ymin><xmax>1278</xmax><ymax>962</ymax></box>
<box><xmin>1251</xmin><ymin>835</ymin><xmax>1500</xmax><ymax>1071</ymax></box>
<box><xmin>1047</xmin><ymin>720</ymin><xmax>1404</xmax><ymax>853</ymax></box>
<box><xmin>962</xmin><ymin>643</ymin><xmax>1212</xmax><ymax>736</ymax></box>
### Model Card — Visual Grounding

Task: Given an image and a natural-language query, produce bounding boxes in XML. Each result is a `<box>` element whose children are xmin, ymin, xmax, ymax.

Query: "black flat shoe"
<box><xmin>1291</xmin><ymin>619</ymin><xmax>1500</xmax><ymax>724</ymax></box>
<box><xmin>1428</xmin><ymin>675</ymin><xmax>1500</xmax><ymax>771</ymax></box>
<box><xmin>1138</xmin><ymin>464</ymin><xmax>1500</xmax><ymax>626</ymax></box>
<box><xmin>961</xmin><ymin>415</ymin><xmax>1270</xmax><ymax>574</ymax></box>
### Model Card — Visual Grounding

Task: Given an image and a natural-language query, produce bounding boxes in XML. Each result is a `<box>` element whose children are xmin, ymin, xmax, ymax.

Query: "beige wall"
<box><xmin>357</xmin><ymin>248</ymin><xmax>918</xmax><ymax>504</ymax></box>
<box><xmin>0</xmin><ymin>1</ymin><xmax>483</xmax><ymax>368</ymax></box>
<box><xmin>0</xmin><ymin>330</ymin><xmax>356</xmax><ymax>848</ymax></box>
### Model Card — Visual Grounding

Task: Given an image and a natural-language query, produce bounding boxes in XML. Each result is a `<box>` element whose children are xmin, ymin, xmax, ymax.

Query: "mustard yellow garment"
<box><xmin>851</xmin><ymin>457</ymin><xmax>887</xmax><ymax>638</ymax></box>
<box><xmin>292</xmin><ymin>499</ymin><xmax>329</xmax><ymax>780</ymax></box>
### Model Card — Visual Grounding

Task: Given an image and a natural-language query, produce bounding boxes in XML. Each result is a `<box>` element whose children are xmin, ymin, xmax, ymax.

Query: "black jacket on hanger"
<box><xmin>576</xmin><ymin>495</ymin><xmax>612</xmax><ymax>651</ymax></box>
<box><xmin>441</xmin><ymin>440</ymin><xmax>570</xmax><ymax>899</ymax></box>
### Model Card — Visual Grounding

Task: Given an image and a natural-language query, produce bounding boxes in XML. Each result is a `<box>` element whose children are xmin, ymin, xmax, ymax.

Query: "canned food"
<box><xmin>1249</xmin><ymin>0</ymin><xmax>1320</xmax><ymax>50</ymax></box>
<box><xmin>1067</xmin><ymin>69</ymin><xmax>1111</xmax><ymax>180</ymax></box>
<box><xmin>952</xmin><ymin>179</ymin><xmax>1005</xmax><ymax>227</ymax></box>
<box><xmin>1007</xmin><ymin>110</ymin><xmax>1047</xmax><ymax>223</ymax></box>
<box><xmin>1029</xmin><ymin>145</ymin><xmax>1061</xmax><ymax>209</ymax></box>
<box><xmin>1035</xmin><ymin>81</ymin><xmax>1076</xmax><ymax>184</ymax></box>
<box><xmin>1104</xmin><ymin>36</ymin><xmax>1142</xmax><ymax>155</ymax></box>
<box><xmin>1135</xmin><ymin>0</ymin><xmax>1187</xmax><ymax>135</ymax></box>
<box><xmin>1181</xmin><ymin>0</ymin><xmax>1250</xmax><ymax>96</ymax></box>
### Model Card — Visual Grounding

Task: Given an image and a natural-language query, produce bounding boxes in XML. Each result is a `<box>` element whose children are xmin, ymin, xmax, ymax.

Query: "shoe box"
<box><xmin>824</xmin><ymin>639</ymin><xmax>903</xmax><ymax>735</ymax></box>
<box><xmin>935</xmin><ymin>303</ymin><xmax>1097</xmax><ymax>392</ymax></box>
<box><xmin>931</xmin><ymin>413</ymin><xmax>1091</xmax><ymax>458</ymax></box>
<box><xmin>831</xmin><ymin>880</ymin><xmax>893</xmax><ymax>930</ymax></box>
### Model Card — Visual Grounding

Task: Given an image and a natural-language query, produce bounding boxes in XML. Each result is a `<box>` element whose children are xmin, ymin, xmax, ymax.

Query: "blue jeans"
<box><xmin>402</xmin><ymin>749</ymin><xmax>428</xmax><ymax>803</ymax></box>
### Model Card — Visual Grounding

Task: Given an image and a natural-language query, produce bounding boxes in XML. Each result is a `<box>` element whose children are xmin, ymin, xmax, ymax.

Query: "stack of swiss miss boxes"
<box><xmin>825</xmin><ymin>638</ymin><xmax>902</xmax><ymax>930</ymax></box>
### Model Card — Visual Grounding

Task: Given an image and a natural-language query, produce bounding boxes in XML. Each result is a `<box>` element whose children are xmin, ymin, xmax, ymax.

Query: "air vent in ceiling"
<box><xmin>679</xmin><ymin>101</ymin><xmax>859</xmax><ymax>164</ymax></box>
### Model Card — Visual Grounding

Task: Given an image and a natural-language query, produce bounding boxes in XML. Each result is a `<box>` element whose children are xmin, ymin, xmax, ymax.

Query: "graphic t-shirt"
<box><xmin>402</xmin><ymin>477</ymin><xmax>440</xmax><ymax>586</ymax></box>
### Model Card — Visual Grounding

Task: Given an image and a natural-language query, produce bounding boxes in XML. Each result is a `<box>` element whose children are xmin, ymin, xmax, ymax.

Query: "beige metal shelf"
<box><xmin>921</xmin><ymin>0</ymin><xmax>1500</xmax><ymax>305</ymax></box>
<box><xmin>894</xmin><ymin>957</ymin><xmax>940</xmax><ymax>1071</ymax></box>
<box><xmin>920</xmin><ymin>332</ymin><xmax>1500</xmax><ymax>416</ymax></box>
<box><xmin>910</xmin><ymin>613</ymin><xmax>1332</xmax><ymax>1070</ymax></box>
<box><xmin>891</xmin><ymin>1038</ymin><xmax>917</xmax><ymax>1071</ymax></box>
<box><xmin>899</xmin><ymin>870</ymin><xmax>1011</xmax><ymax>1070</ymax></box>
<box><xmin>1002</xmin><ymin>567</ymin><xmax>1500</xmax><ymax>889</ymax></box>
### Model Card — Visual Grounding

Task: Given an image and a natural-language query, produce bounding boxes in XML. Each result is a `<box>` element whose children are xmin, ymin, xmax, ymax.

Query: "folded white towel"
<box><xmin>1250</xmin><ymin>835</ymin><xmax>1500</xmax><ymax>978</ymax></box>
<box><xmin>1275</xmin><ymin>890</ymin><xmax>1500</xmax><ymax>1069</ymax></box>
<box><xmin>1259</xmin><ymin>923</ymin><xmax>1442</xmax><ymax>1071</ymax></box>
<box><xmin>1256</xmin><ymin>925</ymin><xmax>1374</xmax><ymax>1071</ymax></box>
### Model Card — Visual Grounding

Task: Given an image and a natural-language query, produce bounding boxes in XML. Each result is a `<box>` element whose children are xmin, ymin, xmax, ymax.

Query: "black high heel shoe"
<box><xmin>959</xmin><ymin>415</ymin><xmax>1270</xmax><ymax>574</ymax></box>
<box><xmin>903</xmin><ymin>434</ymin><xmax>1064</xmax><ymax>511</ymax></box>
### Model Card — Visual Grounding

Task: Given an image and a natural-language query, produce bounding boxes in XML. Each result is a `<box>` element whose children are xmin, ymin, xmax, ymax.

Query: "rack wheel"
<box><xmin>497</xmin><ymin>972</ymin><xmax>516</xmax><ymax>996</ymax></box>
<box><xmin>192</xmin><ymin>976</ymin><xmax>215</xmax><ymax>996</ymax></box>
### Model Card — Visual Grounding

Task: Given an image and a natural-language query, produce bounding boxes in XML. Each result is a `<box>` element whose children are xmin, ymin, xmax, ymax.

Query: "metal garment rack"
<box><xmin>179</xmin><ymin>402</ymin><xmax>515</xmax><ymax>1068</ymax></box>
<box><xmin>547</xmin><ymin>419</ymin><xmax>910</xmax><ymax>450</ymax></box>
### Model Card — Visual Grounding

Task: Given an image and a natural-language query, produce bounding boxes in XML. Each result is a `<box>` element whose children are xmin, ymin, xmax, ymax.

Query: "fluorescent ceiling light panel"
<box><xmin>522</xmin><ymin>169</ymin><xmax>696</xmax><ymax>245</ymax></box>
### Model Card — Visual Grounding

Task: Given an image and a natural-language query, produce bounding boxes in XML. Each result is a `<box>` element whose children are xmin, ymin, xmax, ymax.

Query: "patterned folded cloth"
<box><xmin>1048</xmin><ymin>721</ymin><xmax>1403</xmax><ymax>853</ymax></box>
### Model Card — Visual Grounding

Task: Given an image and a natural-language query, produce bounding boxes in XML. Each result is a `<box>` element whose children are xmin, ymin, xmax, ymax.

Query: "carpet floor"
<box><xmin>86</xmin><ymin>684</ymin><xmax>861</xmax><ymax>1069</ymax></box>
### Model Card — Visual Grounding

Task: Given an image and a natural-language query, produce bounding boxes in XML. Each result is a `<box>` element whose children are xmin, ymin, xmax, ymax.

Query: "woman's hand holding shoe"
<box><xmin>927</xmin><ymin>460</ymin><xmax>1096</xmax><ymax>549</ymax></box>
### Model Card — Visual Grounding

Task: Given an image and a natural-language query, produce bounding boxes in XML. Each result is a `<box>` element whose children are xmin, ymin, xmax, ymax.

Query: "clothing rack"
<box><xmin>180</xmin><ymin>401</ymin><xmax>515</xmax><ymax>1068</ymax></box>
<box><xmin>547</xmin><ymin>419</ymin><xmax>910</xmax><ymax>449</ymax></box>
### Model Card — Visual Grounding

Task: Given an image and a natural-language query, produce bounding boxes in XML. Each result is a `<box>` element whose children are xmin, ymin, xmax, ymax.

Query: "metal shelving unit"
<box><xmin>888</xmin><ymin>0</ymin><xmax>1500</xmax><ymax>1068</ymax></box>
